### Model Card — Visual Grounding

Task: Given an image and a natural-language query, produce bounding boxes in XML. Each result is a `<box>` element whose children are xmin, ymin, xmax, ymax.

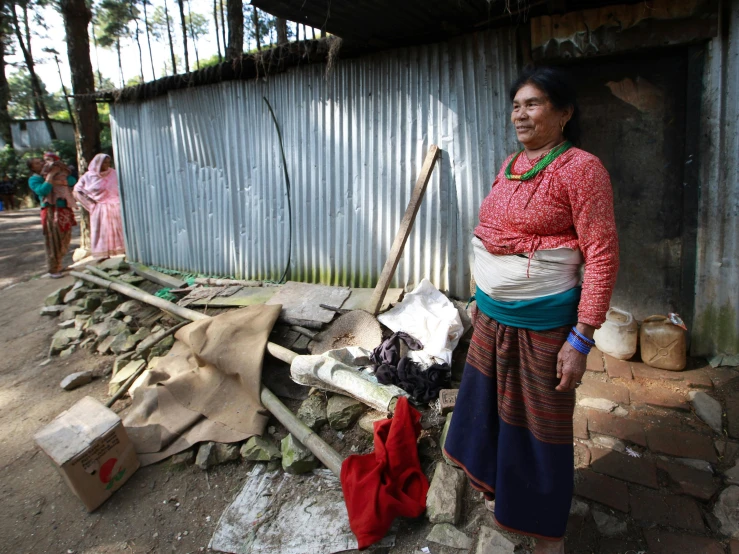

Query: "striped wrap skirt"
<box><xmin>443</xmin><ymin>311</ymin><xmax>575</xmax><ymax>540</ymax></box>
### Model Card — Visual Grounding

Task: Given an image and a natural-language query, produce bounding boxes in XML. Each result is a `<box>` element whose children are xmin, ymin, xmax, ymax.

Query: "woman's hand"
<box><xmin>555</xmin><ymin>323</ymin><xmax>594</xmax><ymax>392</ymax></box>
<box><xmin>470</xmin><ymin>302</ymin><xmax>478</xmax><ymax>327</ymax></box>
<box><xmin>555</xmin><ymin>341</ymin><xmax>586</xmax><ymax>391</ymax></box>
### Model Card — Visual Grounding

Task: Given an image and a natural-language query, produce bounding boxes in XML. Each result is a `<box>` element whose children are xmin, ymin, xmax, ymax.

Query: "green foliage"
<box><xmin>95</xmin><ymin>0</ymin><xmax>137</xmax><ymax>49</ymax></box>
<box><xmin>7</xmin><ymin>69</ymin><xmax>64</xmax><ymax>120</ymax></box>
<box><xmin>187</xmin><ymin>11</ymin><xmax>208</xmax><ymax>40</ymax></box>
<box><xmin>50</xmin><ymin>139</ymin><xmax>77</xmax><ymax>165</ymax></box>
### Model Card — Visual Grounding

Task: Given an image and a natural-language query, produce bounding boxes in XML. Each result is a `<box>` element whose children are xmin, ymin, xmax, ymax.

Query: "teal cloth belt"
<box><xmin>474</xmin><ymin>285</ymin><xmax>581</xmax><ymax>331</ymax></box>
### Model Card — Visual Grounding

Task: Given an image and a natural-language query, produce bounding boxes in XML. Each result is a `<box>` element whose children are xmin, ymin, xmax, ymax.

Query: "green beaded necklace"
<box><xmin>505</xmin><ymin>141</ymin><xmax>573</xmax><ymax>181</ymax></box>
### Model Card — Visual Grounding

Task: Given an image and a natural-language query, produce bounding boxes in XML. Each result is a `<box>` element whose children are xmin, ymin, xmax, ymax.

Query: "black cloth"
<box><xmin>370</xmin><ymin>331</ymin><xmax>450</xmax><ymax>404</ymax></box>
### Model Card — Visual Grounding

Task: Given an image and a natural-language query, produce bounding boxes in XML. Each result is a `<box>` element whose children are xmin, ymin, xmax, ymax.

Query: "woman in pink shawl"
<box><xmin>74</xmin><ymin>154</ymin><xmax>126</xmax><ymax>259</ymax></box>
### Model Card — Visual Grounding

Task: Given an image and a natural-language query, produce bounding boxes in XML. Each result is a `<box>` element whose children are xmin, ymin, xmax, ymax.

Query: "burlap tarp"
<box><xmin>124</xmin><ymin>305</ymin><xmax>281</xmax><ymax>466</ymax></box>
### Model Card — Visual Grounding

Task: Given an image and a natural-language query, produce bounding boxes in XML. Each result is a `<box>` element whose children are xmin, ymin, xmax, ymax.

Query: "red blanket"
<box><xmin>340</xmin><ymin>396</ymin><xmax>429</xmax><ymax>549</ymax></box>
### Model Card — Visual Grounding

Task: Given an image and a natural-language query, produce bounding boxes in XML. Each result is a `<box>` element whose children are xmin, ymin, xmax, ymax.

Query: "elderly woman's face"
<box><xmin>511</xmin><ymin>83</ymin><xmax>571</xmax><ymax>150</ymax></box>
<box><xmin>101</xmin><ymin>158</ymin><xmax>111</xmax><ymax>172</ymax></box>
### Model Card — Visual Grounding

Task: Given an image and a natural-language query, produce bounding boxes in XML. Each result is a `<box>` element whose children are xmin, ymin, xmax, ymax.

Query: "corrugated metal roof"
<box><xmin>112</xmin><ymin>28</ymin><xmax>519</xmax><ymax>297</ymax></box>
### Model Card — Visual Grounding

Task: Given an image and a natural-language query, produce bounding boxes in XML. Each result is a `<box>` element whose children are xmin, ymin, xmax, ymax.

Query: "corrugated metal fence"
<box><xmin>111</xmin><ymin>29</ymin><xmax>518</xmax><ymax>297</ymax></box>
<box><xmin>692</xmin><ymin>0</ymin><xmax>739</xmax><ymax>356</ymax></box>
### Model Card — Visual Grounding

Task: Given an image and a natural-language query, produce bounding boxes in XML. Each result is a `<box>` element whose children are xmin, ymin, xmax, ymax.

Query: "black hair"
<box><xmin>509</xmin><ymin>66</ymin><xmax>581</xmax><ymax>146</ymax></box>
<box><xmin>26</xmin><ymin>158</ymin><xmax>41</xmax><ymax>171</ymax></box>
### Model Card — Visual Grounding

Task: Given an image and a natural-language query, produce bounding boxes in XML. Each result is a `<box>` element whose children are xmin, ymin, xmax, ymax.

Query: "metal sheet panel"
<box><xmin>112</xmin><ymin>28</ymin><xmax>518</xmax><ymax>298</ymax></box>
<box><xmin>692</xmin><ymin>0</ymin><xmax>739</xmax><ymax>355</ymax></box>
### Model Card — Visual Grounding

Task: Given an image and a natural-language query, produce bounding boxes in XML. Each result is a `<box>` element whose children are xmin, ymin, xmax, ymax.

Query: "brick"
<box><xmin>728</xmin><ymin>392</ymin><xmax>739</xmax><ymax>439</ymax></box>
<box><xmin>574</xmin><ymin>469</ymin><xmax>629</xmax><ymax>512</ymax></box>
<box><xmin>656</xmin><ymin>459</ymin><xmax>720</xmax><ymax>500</ymax></box>
<box><xmin>681</xmin><ymin>369</ymin><xmax>714</xmax><ymax>389</ymax></box>
<box><xmin>587</xmin><ymin>410</ymin><xmax>646</xmax><ymax>446</ymax></box>
<box><xmin>573</xmin><ymin>407</ymin><xmax>589</xmax><ymax>439</ymax></box>
<box><xmin>438</xmin><ymin>389</ymin><xmax>458</xmax><ymax>415</ymax></box>
<box><xmin>577</xmin><ymin>381</ymin><xmax>630</xmax><ymax>405</ymax></box>
<box><xmin>574</xmin><ymin>442</ymin><xmax>591</xmax><ymax>468</ymax></box>
<box><xmin>590</xmin><ymin>445</ymin><xmax>658</xmax><ymax>489</ymax></box>
<box><xmin>631</xmin><ymin>363</ymin><xmax>714</xmax><ymax>389</ymax></box>
<box><xmin>629</xmin><ymin>385</ymin><xmax>689</xmax><ymax>411</ymax></box>
<box><xmin>644</xmin><ymin>529</ymin><xmax>723</xmax><ymax>554</ymax></box>
<box><xmin>586</xmin><ymin>347</ymin><xmax>605</xmax><ymax>372</ymax></box>
<box><xmin>604</xmin><ymin>354</ymin><xmax>633</xmax><ymax>379</ymax></box>
<box><xmin>631</xmin><ymin>362</ymin><xmax>684</xmax><ymax>381</ymax></box>
<box><xmin>646</xmin><ymin>427</ymin><xmax>718</xmax><ymax>463</ymax></box>
<box><xmin>631</xmin><ymin>490</ymin><xmax>704</xmax><ymax>532</ymax></box>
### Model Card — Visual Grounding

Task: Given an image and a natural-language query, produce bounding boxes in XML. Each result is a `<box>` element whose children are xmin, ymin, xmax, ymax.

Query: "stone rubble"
<box><xmin>297</xmin><ymin>394</ymin><xmax>328</xmax><ymax>430</ymax></box>
<box><xmin>473</xmin><ymin>526</ymin><xmax>515</xmax><ymax>554</ymax></box>
<box><xmin>327</xmin><ymin>394</ymin><xmax>366</xmax><ymax>430</ymax></box>
<box><xmin>60</xmin><ymin>371</ymin><xmax>93</xmax><ymax>391</ymax></box>
<box><xmin>426</xmin><ymin>523</ymin><xmax>473</xmax><ymax>550</ymax></box>
<box><xmin>240</xmin><ymin>436</ymin><xmax>281</xmax><ymax>462</ymax></box>
<box><xmin>426</xmin><ymin>462</ymin><xmax>465</xmax><ymax>524</ymax></box>
<box><xmin>281</xmin><ymin>434</ymin><xmax>318</xmax><ymax>474</ymax></box>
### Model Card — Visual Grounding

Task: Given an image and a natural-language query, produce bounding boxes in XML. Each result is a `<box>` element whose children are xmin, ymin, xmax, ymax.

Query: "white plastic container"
<box><xmin>593</xmin><ymin>307</ymin><xmax>638</xmax><ymax>360</ymax></box>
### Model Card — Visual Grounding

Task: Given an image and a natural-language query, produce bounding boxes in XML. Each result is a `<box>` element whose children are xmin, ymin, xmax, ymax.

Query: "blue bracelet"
<box><xmin>571</xmin><ymin>327</ymin><xmax>595</xmax><ymax>347</ymax></box>
<box><xmin>567</xmin><ymin>333</ymin><xmax>592</xmax><ymax>355</ymax></box>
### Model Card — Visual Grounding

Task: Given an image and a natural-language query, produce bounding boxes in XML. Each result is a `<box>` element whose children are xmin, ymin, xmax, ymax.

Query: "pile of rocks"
<box><xmin>42</xmin><ymin>259</ymin><xmax>175</xmax><ymax>392</ymax></box>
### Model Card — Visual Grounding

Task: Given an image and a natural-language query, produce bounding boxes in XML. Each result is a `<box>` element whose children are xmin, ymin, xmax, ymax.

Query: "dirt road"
<box><xmin>0</xmin><ymin>211</ymin><xmax>252</xmax><ymax>554</ymax></box>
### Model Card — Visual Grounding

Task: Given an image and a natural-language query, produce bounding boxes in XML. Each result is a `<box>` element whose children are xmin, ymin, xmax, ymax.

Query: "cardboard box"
<box><xmin>34</xmin><ymin>396</ymin><xmax>140</xmax><ymax>511</ymax></box>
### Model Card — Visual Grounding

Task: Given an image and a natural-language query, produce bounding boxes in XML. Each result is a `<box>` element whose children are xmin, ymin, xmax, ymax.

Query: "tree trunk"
<box><xmin>252</xmin><ymin>6</ymin><xmax>260</xmax><ymax>51</ymax></box>
<box><xmin>276</xmin><ymin>18</ymin><xmax>287</xmax><ymax>45</ymax></box>
<box><xmin>0</xmin><ymin>6</ymin><xmax>13</xmax><ymax>146</ymax></box>
<box><xmin>59</xmin><ymin>0</ymin><xmax>102</xmax><ymax>256</ymax></box>
<box><xmin>164</xmin><ymin>0</ymin><xmax>177</xmax><ymax>75</ymax></box>
<box><xmin>187</xmin><ymin>0</ymin><xmax>199</xmax><ymax>69</ymax></box>
<box><xmin>219</xmin><ymin>0</ymin><xmax>226</xmax><ymax>55</ymax></box>
<box><xmin>177</xmin><ymin>0</ymin><xmax>189</xmax><ymax>72</ymax></box>
<box><xmin>321</xmin><ymin>29</ymin><xmax>326</xmax><ymax>38</ymax></box>
<box><xmin>91</xmin><ymin>26</ymin><xmax>104</xmax><ymax>86</ymax></box>
<box><xmin>143</xmin><ymin>0</ymin><xmax>156</xmax><ymax>79</ymax></box>
<box><xmin>295</xmin><ymin>21</ymin><xmax>300</xmax><ymax>42</ymax></box>
<box><xmin>311</xmin><ymin>26</ymin><xmax>316</xmax><ymax>40</ymax></box>
<box><xmin>53</xmin><ymin>55</ymin><xmax>77</xmax><ymax>134</ymax></box>
<box><xmin>132</xmin><ymin>3</ymin><xmax>145</xmax><ymax>82</ymax></box>
<box><xmin>226</xmin><ymin>0</ymin><xmax>243</xmax><ymax>58</ymax></box>
<box><xmin>11</xmin><ymin>5</ymin><xmax>56</xmax><ymax>140</ymax></box>
<box><xmin>213</xmin><ymin>0</ymin><xmax>222</xmax><ymax>62</ymax></box>
<box><xmin>116</xmin><ymin>38</ymin><xmax>124</xmax><ymax>86</ymax></box>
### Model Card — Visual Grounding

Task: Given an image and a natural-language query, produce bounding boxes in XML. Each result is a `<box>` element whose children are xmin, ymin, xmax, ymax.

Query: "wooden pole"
<box><xmin>86</xmin><ymin>266</ymin><xmax>141</xmax><ymax>289</ymax></box>
<box><xmin>70</xmin><ymin>270</ymin><xmax>345</xmax><ymax>476</ymax></box>
<box><xmin>366</xmin><ymin>145</ymin><xmax>440</xmax><ymax>315</ymax></box>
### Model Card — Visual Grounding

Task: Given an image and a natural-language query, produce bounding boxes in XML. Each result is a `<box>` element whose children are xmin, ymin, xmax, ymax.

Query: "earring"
<box><xmin>561</xmin><ymin>122</ymin><xmax>565</xmax><ymax>132</ymax></box>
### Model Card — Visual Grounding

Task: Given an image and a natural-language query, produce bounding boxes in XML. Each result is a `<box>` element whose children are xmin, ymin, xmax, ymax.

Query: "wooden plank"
<box><xmin>130</xmin><ymin>262</ymin><xmax>186</xmax><ymax>289</ymax></box>
<box><xmin>367</xmin><ymin>145</ymin><xmax>440</xmax><ymax>315</ymax></box>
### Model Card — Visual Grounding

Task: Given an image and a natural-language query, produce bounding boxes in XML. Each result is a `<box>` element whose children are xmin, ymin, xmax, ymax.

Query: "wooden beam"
<box><xmin>366</xmin><ymin>145</ymin><xmax>440</xmax><ymax>315</ymax></box>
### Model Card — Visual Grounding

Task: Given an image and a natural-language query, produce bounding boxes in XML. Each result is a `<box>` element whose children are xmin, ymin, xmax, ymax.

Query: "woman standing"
<box><xmin>443</xmin><ymin>67</ymin><xmax>619</xmax><ymax>554</ymax></box>
<box><xmin>74</xmin><ymin>154</ymin><xmax>125</xmax><ymax>260</ymax></box>
<box><xmin>27</xmin><ymin>158</ymin><xmax>77</xmax><ymax>278</ymax></box>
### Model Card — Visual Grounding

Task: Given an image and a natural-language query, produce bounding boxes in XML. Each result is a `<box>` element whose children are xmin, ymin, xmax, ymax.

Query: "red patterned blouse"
<box><xmin>475</xmin><ymin>146</ymin><xmax>619</xmax><ymax>328</ymax></box>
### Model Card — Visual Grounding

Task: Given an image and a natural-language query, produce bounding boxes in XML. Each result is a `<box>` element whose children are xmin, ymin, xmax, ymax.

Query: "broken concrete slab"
<box><xmin>148</xmin><ymin>335</ymin><xmax>174</xmax><ymax>359</ymax></box>
<box><xmin>725</xmin><ymin>461</ymin><xmax>739</xmax><ymax>486</ymax></box>
<box><xmin>45</xmin><ymin>285</ymin><xmax>73</xmax><ymax>306</ymax></box>
<box><xmin>82</xmin><ymin>295</ymin><xmax>102</xmax><ymax>312</ymax></box>
<box><xmin>74</xmin><ymin>314</ymin><xmax>91</xmax><ymax>331</ymax></box>
<box><xmin>358</xmin><ymin>410</ymin><xmax>388</xmax><ymax>434</ymax></box>
<box><xmin>196</xmin><ymin>442</ymin><xmax>219</xmax><ymax>470</ymax></box>
<box><xmin>241</xmin><ymin>436</ymin><xmax>281</xmax><ymax>462</ymax></box>
<box><xmin>281</xmin><ymin>434</ymin><xmax>319</xmax><ymax>475</ymax></box>
<box><xmin>266</xmin><ymin>281</ymin><xmax>351</xmax><ymax>326</ymax></box>
<box><xmin>593</xmin><ymin>509</ymin><xmax>627</xmax><ymax>536</ymax></box>
<box><xmin>474</xmin><ymin>526</ymin><xmax>515</xmax><ymax>554</ymax></box>
<box><xmin>426</xmin><ymin>523</ymin><xmax>473</xmax><ymax>550</ymax></box>
<box><xmin>327</xmin><ymin>395</ymin><xmax>366</xmax><ymax>430</ymax></box>
<box><xmin>50</xmin><ymin>328</ymin><xmax>83</xmax><ymax>355</ymax></box>
<box><xmin>111</xmin><ymin>300</ymin><xmax>139</xmax><ymax>319</ymax></box>
<box><xmin>689</xmin><ymin>391</ymin><xmax>724</xmax><ymax>435</ymax></box>
<box><xmin>96</xmin><ymin>335</ymin><xmax>117</xmax><ymax>355</ymax></box>
<box><xmin>40</xmin><ymin>305</ymin><xmax>66</xmax><ymax>316</ymax></box>
<box><xmin>214</xmin><ymin>443</ymin><xmax>241</xmax><ymax>465</ymax></box>
<box><xmin>57</xmin><ymin>319</ymin><xmax>75</xmax><ymax>329</ymax></box>
<box><xmin>97</xmin><ymin>256</ymin><xmax>129</xmax><ymax>272</ymax></box>
<box><xmin>297</xmin><ymin>394</ymin><xmax>328</xmax><ymax>431</ymax></box>
<box><xmin>439</xmin><ymin>389</ymin><xmax>458</xmax><ymax>415</ymax></box>
<box><xmin>59</xmin><ymin>345</ymin><xmax>76</xmax><ymax>359</ymax></box>
<box><xmin>60</xmin><ymin>371</ymin><xmax>93</xmax><ymax>391</ymax></box>
<box><xmin>109</xmin><ymin>330</ymin><xmax>133</xmax><ymax>355</ymax></box>
<box><xmin>426</xmin><ymin>462</ymin><xmax>465</xmax><ymax>524</ymax></box>
<box><xmin>60</xmin><ymin>305</ymin><xmax>85</xmax><ymax>322</ymax></box>
<box><xmin>100</xmin><ymin>295</ymin><xmax>120</xmax><ymax>313</ymax></box>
